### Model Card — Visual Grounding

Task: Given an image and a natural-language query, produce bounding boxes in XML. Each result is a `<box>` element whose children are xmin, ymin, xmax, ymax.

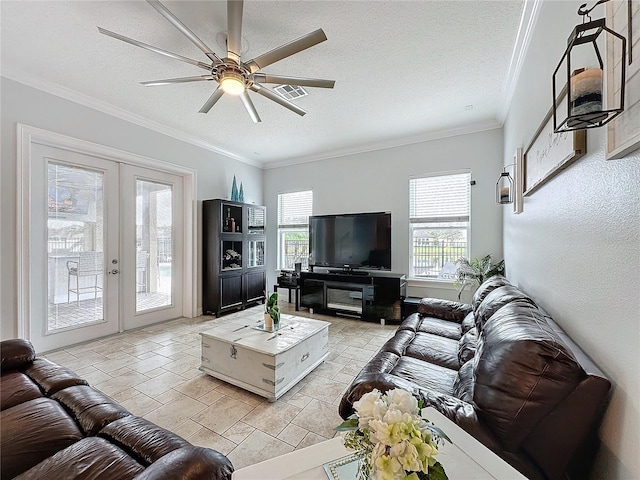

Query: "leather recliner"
<box><xmin>1</xmin><ymin>338</ymin><xmax>234</xmax><ymax>480</ymax></box>
<box><xmin>339</xmin><ymin>276</ymin><xmax>611</xmax><ymax>480</ymax></box>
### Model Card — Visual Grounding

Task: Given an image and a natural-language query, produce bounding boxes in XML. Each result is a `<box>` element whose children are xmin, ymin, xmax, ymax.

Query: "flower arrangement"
<box><xmin>264</xmin><ymin>292</ymin><xmax>280</xmax><ymax>331</ymax></box>
<box><xmin>336</xmin><ymin>388</ymin><xmax>449</xmax><ymax>480</ymax></box>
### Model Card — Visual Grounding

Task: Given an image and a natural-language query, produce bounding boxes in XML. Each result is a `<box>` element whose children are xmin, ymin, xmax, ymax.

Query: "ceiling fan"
<box><xmin>98</xmin><ymin>0</ymin><xmax>335</xmax><ymax>123</ymax></box>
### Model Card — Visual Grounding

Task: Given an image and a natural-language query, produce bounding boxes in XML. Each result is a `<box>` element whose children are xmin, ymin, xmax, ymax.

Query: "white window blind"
<box><xmin>410</xmin><ymin>172</ymin><xmax>471</xmax><ymax>223</ymax></box>
<box><xmin>278</xmin><ymin>190</ymin><xmax>313</xmax><ymax>228</ymax></box>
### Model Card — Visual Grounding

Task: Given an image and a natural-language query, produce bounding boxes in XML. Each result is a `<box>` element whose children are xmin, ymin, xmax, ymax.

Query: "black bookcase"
<box><xmin>202</xmin><ymin>199</ymin><xmax>266</xmax><ymax>316</ymax></box>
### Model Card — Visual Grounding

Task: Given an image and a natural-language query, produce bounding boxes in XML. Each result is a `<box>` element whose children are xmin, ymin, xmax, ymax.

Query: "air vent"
<box><xmin>274</xmin><ymin>84</ymin><xmax>308</xmax><ymax>100</ymax></box>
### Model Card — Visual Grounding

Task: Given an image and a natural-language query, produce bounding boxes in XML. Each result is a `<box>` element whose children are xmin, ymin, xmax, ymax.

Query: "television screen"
<box><xmin>309</xmin><ymin>212</ymin><xmax>391</xmax><ymax>270</ymax></box>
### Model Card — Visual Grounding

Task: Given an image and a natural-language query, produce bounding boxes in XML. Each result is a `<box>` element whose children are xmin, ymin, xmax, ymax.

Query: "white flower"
<box><xmin>385</xmin><ymin>388</ymin><xmax>419</xmax><ymax>415</ymax></box>
<box><xmin>354</xmin><ymin>389</ymin><xmax>387</xmax><ymax>429</ymax></box>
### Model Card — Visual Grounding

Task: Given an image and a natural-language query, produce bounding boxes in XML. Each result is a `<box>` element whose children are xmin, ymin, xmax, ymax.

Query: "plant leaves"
<box><xmin>428</xmin><ymin>461</ymin><xmax>449</xmax><ymax>480</ymax></box>
<box><xmin>335</xmin><ymin>417</ymin><xmax>359</xmax><ymax>431</ymax></box>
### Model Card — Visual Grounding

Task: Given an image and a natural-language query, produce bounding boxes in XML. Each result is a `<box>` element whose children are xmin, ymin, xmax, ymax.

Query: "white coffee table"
<box><xmin>232</xmin><ymin>407</ymin><xmax>528</xmax><ymax>479</ymax></box>
<box><xmin>200</xmin><ymin>314</ymin><xmax>330</xmax><ymax>402</ymax></box>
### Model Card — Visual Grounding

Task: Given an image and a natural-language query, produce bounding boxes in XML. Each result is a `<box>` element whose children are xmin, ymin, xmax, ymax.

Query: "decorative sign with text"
<box><xmin>524</xmin><ymin>94</ymin><xmax>587</xmax><ymax>196</ymax></box>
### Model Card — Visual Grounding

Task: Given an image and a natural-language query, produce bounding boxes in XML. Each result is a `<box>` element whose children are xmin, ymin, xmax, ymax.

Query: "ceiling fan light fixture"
<box><xmin>219</xmin><ymin>71</ymin><xmax>245</xmax><ymax>95</ymax></box>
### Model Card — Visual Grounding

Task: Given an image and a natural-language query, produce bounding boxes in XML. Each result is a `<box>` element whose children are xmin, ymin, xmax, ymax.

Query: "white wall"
<box><xmin>502</xmin><ymin>2</ymin><xmax>640</xmax><ymax>479</ymax></box>
<box><xmin>263</xmin><ymin>128</ymin><xmax>504</xmax><ymax>301</ymax></box>
<box><xmin>0</xmin><ymin>77</ymin><xmax>263</xmax><ymax>339</ymax></box>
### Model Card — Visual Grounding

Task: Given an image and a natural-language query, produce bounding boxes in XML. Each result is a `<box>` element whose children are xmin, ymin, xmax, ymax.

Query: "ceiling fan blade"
<box><xmin>141</xmin><ymin>75</ymin><xmax>215</xmax><ymax>86</ymax></box>
<box><xmin>199</xmin><ymin>87</ymin><xmax>225</xmax><ymax>113</ymax></box>
<box><xmin>245</xmin><ymin>29</ymin><xmax>327</xmax><ymax>73</ymax></box>
<box><xmin>97</xmin><ymin>27</ymin><xmax>212</xmax><ymax>71</ymax></box>
<box><xmin>240</xmin><ymin>91</ymin><xmax>261</xmax><ymax>123</ymax></box>
<box><xmin>250</xmin><ymin>84</ymin><xmax>306</xmax><ymax>116</ymax></box>
<box><xmin>227</xmin><ymin>0</ymin><xmax>244</xmax><ymax>63</ymax></box>
<box><xmin>147</xmin><ymin>0</ymin><xmax>221</xmax><ymax>63</ymax></box>
<box><xmin>252</xmin><ymin>74</ymin><xmax>335</xmax><ymax>89</ymax></box>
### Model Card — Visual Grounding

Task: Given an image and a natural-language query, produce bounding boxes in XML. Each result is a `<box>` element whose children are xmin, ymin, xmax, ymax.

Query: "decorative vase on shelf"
<box><xmin>239</xmin><ymin>183</ymin><xmax>244</xmax><ymax>203</ymax></box>
<box><xmin>231</xmin><ymin>175</ymin><xmax>239</xmax><ymax>201</ymax></box>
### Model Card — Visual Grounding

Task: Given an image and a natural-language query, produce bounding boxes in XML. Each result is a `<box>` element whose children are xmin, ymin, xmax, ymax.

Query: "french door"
<box><xmin>25</xmin><ymin>142</ymin><xmax>185</xmax><ymax>352</ymax></box>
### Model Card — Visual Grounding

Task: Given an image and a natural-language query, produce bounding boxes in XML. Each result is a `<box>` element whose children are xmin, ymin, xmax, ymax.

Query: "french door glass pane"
<box><xmin>47</xmin><ymin>162</ymin><xmax>105</xmax><ymax>331</ymax></box>
<box><xmin>136</xmin><ymin>180</ymin><xmax>173</xmax><ymax>312</ymax></box>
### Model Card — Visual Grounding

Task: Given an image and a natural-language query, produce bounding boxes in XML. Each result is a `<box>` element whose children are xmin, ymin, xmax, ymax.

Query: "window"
<box><xmin>409</xmin><ymin>171</ymin><xmax>471</xmax><ymax>280</ymax></box>
<box><xmin>277</xmin><ymin>190</ymin><xmax>313</xmax><ymax>270</ymax></box>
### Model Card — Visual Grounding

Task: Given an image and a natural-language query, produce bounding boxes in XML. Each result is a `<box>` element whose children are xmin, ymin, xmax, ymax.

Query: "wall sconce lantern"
<box><xmin>496</xmin><ymin>165</ymin><xmax>515</xmax><ymax>205</ymax></box>
<box><xmin>552</xmin><ymin>0</ymin><xmax>626</xmax><ymax>133</ymax></box>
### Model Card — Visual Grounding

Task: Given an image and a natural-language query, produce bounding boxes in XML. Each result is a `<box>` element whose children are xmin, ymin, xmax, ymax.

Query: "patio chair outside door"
<box><xmin>67</xmin><ymin>251</ymin><xmax>104</xmax><ymax>302</ymax></box>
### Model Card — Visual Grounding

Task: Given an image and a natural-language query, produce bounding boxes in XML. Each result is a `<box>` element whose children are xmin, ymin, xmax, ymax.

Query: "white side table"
<box><xmin>232</xmin><ymin>407</ymin><xmax>527</xmax><ymax>480</ymax></box>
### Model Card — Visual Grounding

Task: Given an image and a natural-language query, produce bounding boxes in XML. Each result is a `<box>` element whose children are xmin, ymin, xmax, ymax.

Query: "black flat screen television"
<box><xmin>309</xmin><ymin>212</ymin><xmax>391</xmax><ymax>271</ymax></box>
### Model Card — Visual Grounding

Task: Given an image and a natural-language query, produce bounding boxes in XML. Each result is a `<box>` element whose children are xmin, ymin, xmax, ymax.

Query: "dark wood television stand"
<box><xmin>300</xmin><ymin>270</ymin><xmax>406</xmax><ymax>323</ymax></box>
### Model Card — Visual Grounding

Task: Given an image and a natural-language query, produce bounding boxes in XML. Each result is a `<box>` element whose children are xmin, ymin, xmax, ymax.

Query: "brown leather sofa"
<box><xmin>339</xmin><ymin>275</ymin><xmax>611</xmax><ymax>480</ymax></box>
<box><xmin>1</xmin><ymin>338</ymin><xmax>234</xmax><ymax>480</ymax></box>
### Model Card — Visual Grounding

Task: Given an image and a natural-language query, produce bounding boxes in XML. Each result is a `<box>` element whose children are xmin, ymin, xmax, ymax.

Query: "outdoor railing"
<box><xmin>412</xmin><ymin>239</ymin><xmax>466</xmax><ymax>278</ymax></box>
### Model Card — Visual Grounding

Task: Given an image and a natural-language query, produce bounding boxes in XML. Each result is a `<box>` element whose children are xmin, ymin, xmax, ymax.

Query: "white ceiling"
<box><xmin>1</xmin><ymin>1</ymin><xmax>530</xmax><ymax>168</ymax></box>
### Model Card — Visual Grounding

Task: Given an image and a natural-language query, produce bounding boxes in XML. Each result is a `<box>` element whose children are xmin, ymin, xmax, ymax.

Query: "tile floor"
<box><xmin>43</xmin><ymin>302</ymin><xmax>397</xmax><ymax>470</ymax></box>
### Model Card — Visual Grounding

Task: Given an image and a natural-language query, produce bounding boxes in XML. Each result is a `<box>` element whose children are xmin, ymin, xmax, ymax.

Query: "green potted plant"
<box><xmin>454</xmin><ymin>254</ymin><xmax>505</xmax><ymax>300</ymax></box>
<box><xmin>264</xmin><ymin>292</ymin><xmax>280</xmax><ymax>331</ymax></box>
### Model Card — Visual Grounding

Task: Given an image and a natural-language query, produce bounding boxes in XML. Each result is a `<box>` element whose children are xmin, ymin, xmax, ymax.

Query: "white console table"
<box><xmin>232</xmin><ymin>407</ymin><xmax>527</xmax><ymax>480</ymax></box>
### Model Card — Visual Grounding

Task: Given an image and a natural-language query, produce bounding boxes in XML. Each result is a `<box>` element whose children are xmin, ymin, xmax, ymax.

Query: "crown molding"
<box><xmin>498</xmin><ymin>0</ymin><xmax>543</xmax><ymax>123</ymax></box>
<box><xmin>1</xmin><ymin>67</ymin><xmax>263</xmax><ymax>168</ymax></box>
<box><xmin>264</xmin><ymin>120</ymin><xmax>503</xmax><ymax>169</ymax></box>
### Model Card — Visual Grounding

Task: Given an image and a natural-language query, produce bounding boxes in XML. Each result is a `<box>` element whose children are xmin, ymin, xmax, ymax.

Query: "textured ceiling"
<box><xmin>1</xmin><ymin>1</ymin><xmax>526</xmax><ymax>167</ymax></box>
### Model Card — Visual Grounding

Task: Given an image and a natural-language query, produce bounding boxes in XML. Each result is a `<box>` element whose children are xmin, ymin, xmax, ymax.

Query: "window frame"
<box><xmin>408</xmin><ymin>171</ymin><xmax>471</xmax><ymax>281</ymax></box>
<box><xmin>276</xmin><ymin>190</ymin><xmax>313</xmax><ymax>270</ymax></box>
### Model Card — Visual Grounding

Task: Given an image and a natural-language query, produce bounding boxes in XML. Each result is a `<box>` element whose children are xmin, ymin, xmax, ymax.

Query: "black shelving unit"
<box><xmin>202</xmin><ymin>199</ymin><xmax>266</xmax><ymax>316</ymax></box>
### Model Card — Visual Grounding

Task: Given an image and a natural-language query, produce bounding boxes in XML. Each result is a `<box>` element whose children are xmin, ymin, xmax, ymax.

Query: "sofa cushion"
<box><xmin>415</xmin><ymin>316</ymin><xmax>462</xmax><ymax>340</ymax></box>
<box><xmin>1</xmin><ymin>338</ymin><xmax>36</xmax><ymax>371</ymax></box>
<box><xmin>404</xmin><ymin>332</ymin><xmax>460</xmax><ymax>370</ymax></box>
<box><xmin>417</xmin><ymin>298</ymin><xmax>472</xmax><ymax>322</ymax></box>
<box><xmin>475</xmin><ymin>284</ymin><xmax>536</xmax><ymax>331</ymax></box>
<box><xmin>1</xmin><ymin>372</ymin><xmax>43</xmax><ymax>411</ymax></box>
<box><xmin>1</xmin><ymin>397</ymin><xmax>84</xmax><ymax>478</ymax></box>
<box><xmin>14</xmin><ymin>437</ymin><xmax>144</xmax><ymax>480</ymax></box>
<box><xmin>133</xmin><ymin>446</ymin><xmax>234</xmax><ymax>480</ymax></box>
<box><xmin>457</xmin><ymin>327</ymin><xmax>478</xmax><ymax>365</ymax></box>
<box><xmin>452</xmin><ymin>359</ymin><xmax>475</xmax><ymax>404</ymax></box>
<box><xmin>53</xmin><ymin>385</ymin><xmax>132</xmax><ymax>436</ymax></box>
<box><xmin>471</xmin><ymin>275</ymin><xmax>510</xmax><ymax>312</ymax></box>
<box><xmin>390</xmin><ymin>356</ymin><xmax>457</xmax><ymax>396</ymax></box>
<box><xmin>472</xmin><ymin>300</ymin><xmax>584</xmax><ymax>451</ymax></box>
<box><xmin>25</xmin><ymin>358</ymin><xmax>88</xmax><ymax>395</ymax></box>
<box><xmin>99</xmin><ymin>416</ymin><xmax>191</xmax><ymax>466</ymax></box>
<box><xmin>460</xmin><ymin>312</ymin><xmax>475</xmax><ymax>335</ymax></box>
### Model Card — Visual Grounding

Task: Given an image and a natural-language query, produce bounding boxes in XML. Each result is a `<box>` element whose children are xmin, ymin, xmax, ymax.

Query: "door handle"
<box><xmin>108</xmin><ymin>269</ymin><xmax>119</xmax><ymax>275</ymax></box>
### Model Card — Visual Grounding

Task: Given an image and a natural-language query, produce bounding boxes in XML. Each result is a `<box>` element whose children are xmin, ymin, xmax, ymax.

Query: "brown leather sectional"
<box><xmin>0</xmin><ymin>338</ymin><xmax>233</xmax><ymax>479</ymax></box>
<box><xmin>339</xmin><ymin>275</ymin><xmax>611</xmax><ymax>480</ymax></box>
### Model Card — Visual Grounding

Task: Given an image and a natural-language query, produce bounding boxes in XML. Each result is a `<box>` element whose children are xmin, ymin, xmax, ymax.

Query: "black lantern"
<box><xmin>496</xmin><ymin>166</ymin><xmax>514</xmax><ymax>205</ymax></box>
<box><xmin>552</xmin><ymin>0</ymin><xmax>626</xmax><ymax>133</ymax></box>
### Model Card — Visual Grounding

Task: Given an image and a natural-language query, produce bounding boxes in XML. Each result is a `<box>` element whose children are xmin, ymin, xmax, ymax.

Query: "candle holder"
<box><xmin>552</xmin><ymin>0</ymin><xmax>626</xmax><ymax>133</ymax></box>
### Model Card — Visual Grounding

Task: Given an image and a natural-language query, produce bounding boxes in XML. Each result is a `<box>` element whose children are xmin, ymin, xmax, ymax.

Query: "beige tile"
<box><xmin>120</xmin><ymin>392</ymin><xmax>162</xmax><ymax>416</ymax></box>
<box><xmin>215</xmin><ymin>383</ymin><xmax>264</xmax><ymax>406</ymax></box>
<box><xmin>198</xmin><ymin>389</ymin><xmax>226</xmax><ymax>405</ymax></box>
<box><xmin>94</xmin><ymin>355</ymin><xmax>139</xmax><ymax>373</ymax></box>
<box><xmin>192</xmin><ymin>395</ymin><xmax>255</xmax><ymax>434</ymax></box>
<box><xmin>143</xmin><ymin>395</ymin><xmax>207</xmax><ymax>432</ymax></box>
<box><xmin>291</xmin><ymin>398</ymin><xmax>342</xmax><ymax>438</ymax></box>
<box><xmin>283</xmin><ymin>392</ymin><xmax>313</xmax><ymax>409</ymax></box>
<box><xmin>313</xmin><ymin>360</ymin><xmax>345</xmax><ymax>379</ymax></box>
<box><xmin>295</xmin><ymin>431</ymin><xmax>330</xmax><ymax>450</ymax></box>
<box><xmin>227</xmin><ymin>430</ymin><xmax>294</xmax><ymax>470</ymax></box>
<box><xmin>107</xmin><ymin>388</ymin><xmax>140</xmax><ymax>403</ymax></box>
<box><xmin>277</xmin><ymin>423</ymin><xmax>308</xmax><ymax>447</ymax></box>
<box><xmin>134</xmin><ymin>371</ymin><xmax>186</xmax><ymax>397</ymax></box>
<box><xmin>174</xmin><ymin>375</ymin><xmax>221</xmax><ymax>399</ymax></box>
<box><xmin>298</xmin><ymin>375</ymin><xmax>349</xmax><ymax>402</ymax></box>
<box><xmin>172</xmin><ymin>419</ymin><xmax>204</xmax><ymax>439</ymax></box>
<box><xmin>94</xmin><ymin>369</ymin><xmax>149</xmax><ymax>396</ymax></box>
<box><xmin>188</xmin><ymin>427</ymin><xmax>237</xmax><ymax>455</ymax></box>
<box><xmin>333</xmin><ymin>372</ymin><xmax>356</xmax><ymax>384</ymax></box>
<box><xmin>128</xmin><ymin>354</ymin><xmax>174</xmax><ymax>373</ymax></box>
<box><xmin>241</xmin><ymin>401</ymin><xmax>302</xmax><ymax>437</ymax></box>
<box><xmin>82</xmin><ymin>368</ymin><xmax>114</xmax><ymax>386</ymax></box>
<box><xmin>221</xmin><ymin>421</ymin><xmax>255</xmax><ymax>444</ymax></box>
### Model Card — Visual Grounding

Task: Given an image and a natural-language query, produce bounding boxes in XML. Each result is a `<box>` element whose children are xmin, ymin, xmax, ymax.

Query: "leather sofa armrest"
<box><xmin>133</xmin><ymin>446</ymin><xmax>233</xmax><ymax>480</ymax></box>
<box><xmin>1</xmin><ymin>339</ymin><xmax>36</xmax><ymax>372</ymax></box>
<box><xmin>417</xmin><ymin>298</ymin><xmax>472</xmax><ymax>323</ymax></box>
<box><xmin>419</xmin><ymin>389</ymin><xmax>502</xmax><ymax>453</ymax></box>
